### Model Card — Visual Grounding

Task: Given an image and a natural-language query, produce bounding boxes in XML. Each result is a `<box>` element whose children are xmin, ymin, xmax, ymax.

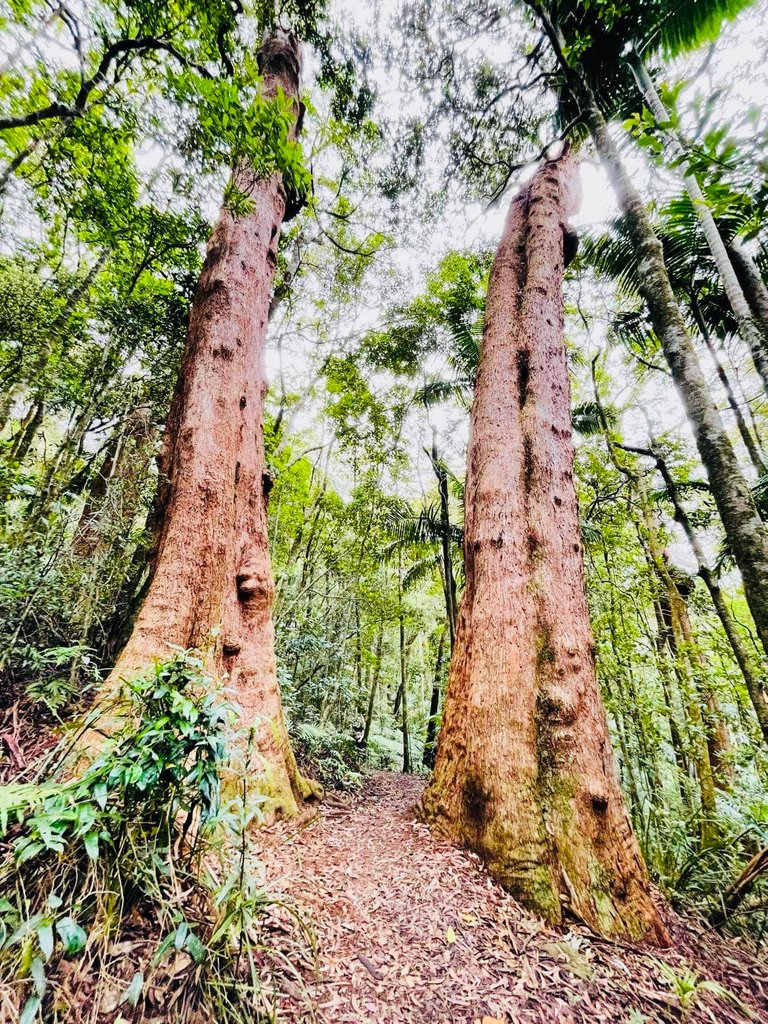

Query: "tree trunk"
<box><xmin>423</xmin><ymin>625</ymin><xmax>446</xmax><ymax>769</ymax></box>
<box><xmin>360</xmin><ymin>620</ymin><xmax>385</xmax><ymax>749</ymax></box>
<box><xmin>8</xmin><ymin>399</ymin><xmax>44</xmax><ymax>463</ymax></box>
<box><xmin>590</xmin><ymin>362</ymin><xmax>689</xmax><ymax>810</ymax></box>
<box><xmin>711</xmin><ymin>845</ymin><xmax>768</xmax><ymax>928</ymax></box>
<box><xmin>88</xmin><ymin>31</ymin><xmax>316</xmax><ymax>817</ymax></box>
<box><xmin>727</xmin><ymin>240</ymin><xmax>768</xmax><ymax>343</ymax></box>
<box><xmin>576</xmin><ymin>76</ymin><xmax>768</xmax><ymax>671</ymax></box>
<box><xmin>399</xmin><ymin>561</ymin><xmax>411</xmax><ymax>773</ymax></box>
<box><xmin>649</xmin><ymin>445</ymin><xmax>768</xmax><ymax>744</ymax></box>
<box><xmin>427</xmin><ymin>430</ymin><xmax>458</xmax><ymax>650</ymax></box>
<box><xmin>689</xmin><ymin>294</ymin><xmax>766</xmax><ymax>476</ymax></box>
<box><xmin>420</xmin><ymin>151</ymin><xmax>667</xmax><ymax>944</ymax></box>
<box><xmin>628</xmin><ymin>52</ymin><xmax>768</xmax><ymax>397</ymax></box>
<box><xmin>635</xmin><ymin>473</ymin><xmax>719</xmax><ymax>843</ymax></box>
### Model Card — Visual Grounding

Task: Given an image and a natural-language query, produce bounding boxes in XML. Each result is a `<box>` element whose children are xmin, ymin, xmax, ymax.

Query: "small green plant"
<box><xmin>0</xmin><ymin>652</ymin><xmax>311</xmax><ymax>1023</ymax></box>
<box><xmin>657</xmin><ymin>961</ymin><xmax>756</xmax><ymax>1020</ymax></box>
<box><xmin>20</xmin><ymin>644</ymin><xmax>100</xmax><ymax>714</ymax></box>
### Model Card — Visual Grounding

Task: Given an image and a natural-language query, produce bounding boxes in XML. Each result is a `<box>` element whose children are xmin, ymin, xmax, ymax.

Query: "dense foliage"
<box><xmin>3</xmin><ymin>0</ymin><xmax>768</xmax><ymax>1011</ymax></box>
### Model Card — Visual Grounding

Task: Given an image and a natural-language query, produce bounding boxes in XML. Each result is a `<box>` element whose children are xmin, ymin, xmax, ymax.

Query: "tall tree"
<box><xmin>527</xmin><ymin>0</ymin><xmax>768</xmax><ymax>671</ymax></box>
<box><xmin>626</xmin><ymin>49</ymin><xmax>768</xmax><ymax>396</ymax></box>
<box><xmin>421</xmin><ymin>150</ymin><xmax>667</xmax><ymax>944</ymax></box>
<box><xmin>89</xmin><ymin>29</ymin><xmax>317</xmax><ymax>816</ymax></box>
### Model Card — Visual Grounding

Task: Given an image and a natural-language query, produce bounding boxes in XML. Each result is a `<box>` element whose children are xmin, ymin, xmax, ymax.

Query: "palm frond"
<box><xmin>402</xmin><ymin>555</ymin><xmax>441</xmax><ymax>591</ymax></box>
<box><xmin>415</xmin><ymin>377</ymin><xmax>472</xmax><ymax>408</ymax></box>
<box><xmin>642</xmin><ymin>0</ymin><xmax>757</xmax><ymax>57</ymax></box>
<box><xmin>572</xmin><ymin>400</ymin><xmax>616</xmax><ymax>436</ymax></box>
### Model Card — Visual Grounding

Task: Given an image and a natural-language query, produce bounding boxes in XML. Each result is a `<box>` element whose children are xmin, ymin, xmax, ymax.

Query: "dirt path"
<box><xmin>262</xmin><ymin>772</ymin><xmax>768</xmax><ymax>1024</ymax></box>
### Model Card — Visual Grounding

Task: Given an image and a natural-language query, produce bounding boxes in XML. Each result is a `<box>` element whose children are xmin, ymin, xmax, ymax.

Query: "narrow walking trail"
<box><xmin>261</xmin><ymin>773</ymin><xmax>768</xmax><ymax>1023</ymax></box>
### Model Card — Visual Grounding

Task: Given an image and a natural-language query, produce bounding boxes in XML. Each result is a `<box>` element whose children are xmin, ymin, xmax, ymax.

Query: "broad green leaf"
<box><xmin>56</xmin><ymin>917</ymin><xmax>87</xmax><ymax>956</ymax></box>
<box><xmin>37</xmin><ymin>922</ymin><xmax>53</xmax><ymax>960</ymax></box>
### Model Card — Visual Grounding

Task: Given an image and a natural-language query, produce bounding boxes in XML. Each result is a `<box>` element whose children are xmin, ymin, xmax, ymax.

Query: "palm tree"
<box><xmin>582</xmin><ymin>198</ymin><xmax>768</xmax><ymax>475</ymax></box>
<box><xmin>523</xmin><ymin>0</ymin><xmax>768</xmax><ymax>669</ymax></box>
<box><xmin>625</xmin><ymin>46</ymin><xmax>768</xmax><ymax>396</ymax></box>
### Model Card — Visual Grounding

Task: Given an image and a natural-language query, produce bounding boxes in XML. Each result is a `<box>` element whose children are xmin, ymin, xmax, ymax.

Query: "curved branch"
<box><xmin>0</xmin><ymin>36</ymin><xmax>212</xmax><ymax>132</ymax></box>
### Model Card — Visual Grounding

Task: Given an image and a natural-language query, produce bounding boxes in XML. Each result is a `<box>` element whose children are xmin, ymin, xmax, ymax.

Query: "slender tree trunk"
<box><xmin>87</xmin><ymin>31</ymin><xmax>316</xmax><ymax>816</ymax></box>
<box><xmin>648</xmin><ymin>445</ymin><xmax>768</xmax><ymax>743</ymax></box>
<box><xmin>600</xmin><ymin>544</ymin><xmax>665</xmax><ymax>810</ymax></box>
<box><xmin>672</xmin><ymin>586</ymin><xmax>732</xmax><ymax>792</ymax></box>
<box><xmin>628</xmin><ymin>52</ymin><xmax>768</xmax><ymax>396</ymax></box>
<box><xmin>354</xmin><ymin>600</ymin><xmax>363</xmax><ymax>693</ymax></box>
<box><xmin>635</xmin><ymin>473</ymin><xmax>719</xmax><ymax>842</ymax></box>
<box><xmin>70</xmin><ymin>429</ymin><xmax>122</xmax><ymax>557</ymax></box>
<box><xmin>591</xmin><ymin>362</ymin><xmax>690</xmax><ymax>809</ymax></box>
<box><xmin>360</xmin><ymin>621</ymin><xmax>385</xmax><ymax>749</ymax></box>
<box><xmin>8</xmin><ymin>399</ymin><xmax>44</xmax><ymax>463</ymax></box>
<box><xmin>689</xmin><ymin>295</ymin><xmax>767</xmax><ymax>475</ymax></box>
<box><xmin>420</xmin><ymin>151</ymin><xmax>666</xmax><ymax>944</ymax></box>
<box><xmin>574</xmin><ymin>74</ymin><xmax>768</xmax><ymax>670</ymax></box>
<box><xmin>399</xmin><ymin>562</ymin><xmax>411</xmax><ymax>774</ymax></box>
<box><xmin>427</xmin><ymin>430</ymin><xmax>458</xmax><ymax>650</ymax></box>
<box><xmin>642</xmin><ymin>542</ymin><xmax>692</xmax><ymax>797</ymax></box>
<box><xmin>727</xmin><ymin>240</ymin><xmax>768</xmax><ymax>343</ymax></box>
<box><xmin>423</xmin><ymin>625</ymin><xmax>446</xmax><ymax>769</ymax></box>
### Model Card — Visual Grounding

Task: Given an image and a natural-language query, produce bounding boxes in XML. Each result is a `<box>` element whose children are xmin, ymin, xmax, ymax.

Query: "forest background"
<box><xmin>3</xmin><ymin>0</ymin><xmax>768</xmax><ymax>1016</ymax></box>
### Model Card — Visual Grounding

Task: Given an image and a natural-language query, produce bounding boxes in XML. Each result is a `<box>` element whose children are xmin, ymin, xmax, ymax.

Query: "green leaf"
<box><xmin>174</xmin><ymin>921</ymin><xmax>188</xmax><ymax>948</ymax></box>
<box><xmin>37</xmin><ymin>921</ymin><xmax>53</xmax><ymax>960</ymax></box>
<box><xmin>56</xmin><ymin>917</ymin><xmax>87</xmax><ymax>956</ymax></box>
<box><xmin>184</xmin><ymin>930</ymin><xmax>207</xmax><ymax>964</ymax></box>
<box><xmin>83</xmin><ymin>831</ymin><xmax>99</xmax><ymax>861</ymax></box>
<box><xmin>20</xmin><ymin>996</ymin><xmax>41</xmax><ymax>1024</ymax></box>
<box><xmin>92</xmin><ymin>782</ymin><xmax>108</xmax><ymax>810</ymax></box>
<box><xmin>15</xmin><ymin>841</ymin><xmax>44</xmax><ymax>864</ymax></box>
<box><xmin>120</xmin><ymin>971</ymin><xmax>144</xmax><ymax>1008</ymax></box>
<box><xmin>30</xmin><ymin>956</ymin><xmax>46</xmax><ymax>997</ymax></box>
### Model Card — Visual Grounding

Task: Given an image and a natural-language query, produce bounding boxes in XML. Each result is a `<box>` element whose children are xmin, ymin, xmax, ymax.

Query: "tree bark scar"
<box><xmin>516</xmin><ymin>348</ymin><xmax>531</xmax><ymax>409</ymax></box>
<box><xmin>523</xmin><ymin>433</ymin><xmax>535</xmax><ymax>488</ymax></box>
<box><xmin>462</xmin><ymin>772</ymin><xmax>493</xmax><ymax>827</ymax></box>
<box><xmin>236</xmin><ymin>567</ymin><xmax>273</xmax><ymax>608</ymax></box>
<box><xmin>195</xmin><ymin>275</ymin><xmax>230</xmax><ymax>314</ymax></box>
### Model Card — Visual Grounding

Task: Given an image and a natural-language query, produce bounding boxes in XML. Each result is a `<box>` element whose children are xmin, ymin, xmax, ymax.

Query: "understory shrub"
<box><xmin>0</xmin><ymin>652</ymin><xmax>311</xmax><ymax>1023</ymax></box>
<box><xmin>289</xmin><ymin>723</ymin><xmax>368</xmax><ymax>791</ymax></box>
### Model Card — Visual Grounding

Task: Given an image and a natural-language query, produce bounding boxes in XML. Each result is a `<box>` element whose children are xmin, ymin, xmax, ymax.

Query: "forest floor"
<box><xmin>261</xmin><ymin>772</ymin><xmax>768</xmax><ymax>1024</ymax></box>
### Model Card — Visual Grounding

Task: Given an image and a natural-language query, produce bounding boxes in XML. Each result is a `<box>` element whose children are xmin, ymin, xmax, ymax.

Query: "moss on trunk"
<box><xmin>420</xmin><ymin>151</ymin><xmax>667</xmax><ymax>945</ymax></box>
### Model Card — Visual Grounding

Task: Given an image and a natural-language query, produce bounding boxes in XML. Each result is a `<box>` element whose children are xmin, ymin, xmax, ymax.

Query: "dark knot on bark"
<box><xmin>257</xmin><ymin>29</ymin><xmax>301</xmax><ymax>82</ymax></box>
<box><xmin>236</xmin><ymin>567</ymin><xmax>273</xmax><ymax>607</ymax></box>
<box><xmin>563</xmin><ymin>225</ymin><xmax>579</xmax><ymax>268</ymax></box>
<box><xmin>282</xmin><ymin>176</ymin><xmax>308</xmax><ymax>222</ymax></box>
